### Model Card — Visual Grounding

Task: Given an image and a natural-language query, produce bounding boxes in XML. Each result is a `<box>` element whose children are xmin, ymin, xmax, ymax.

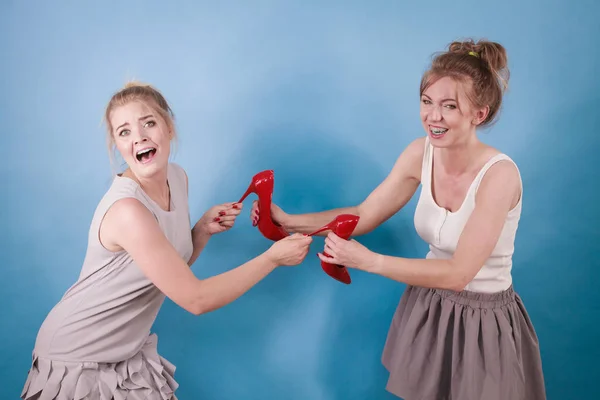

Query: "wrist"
<box><xmin>279</xmin><ymin>212</ymin><xmax>293</xmax><ymax>231</ymax></box>
<box><xmin>367</xmin><ymin>252</ymin><xmax>385</xmax><ymax>274</ymax></box>
<box><xmin>261</xmin><ymin>251</ymin><xmax>280</xmax><ymax>270</ymax></box>
<box><xmin>192</xmin><ymin>224</ymin><xmax>211</xmax><ymax>245</ymax></box>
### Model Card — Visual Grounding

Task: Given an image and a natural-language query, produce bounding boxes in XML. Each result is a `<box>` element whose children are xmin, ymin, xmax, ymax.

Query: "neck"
<box><xmin>438</xmin><ymin>134</ymin><xmax>481</xmax><ymax>175</ymax></box>
<box><xmin>124</xmin><ymin>168</ymin><xmax>170</xmax><ymax>208</ymax></box>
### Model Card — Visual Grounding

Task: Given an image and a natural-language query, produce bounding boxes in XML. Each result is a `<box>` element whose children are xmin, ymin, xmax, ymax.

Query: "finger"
<box><xmin>215</xmin><ymin>204</ymin><xmax>234</xmax><ymax>214</ymax></box>
<box><xmin>219</xmin><ymin>220</ymin><xmax>235</xmax><ymax>228</ymax></box>
<box><xmin>327</xmin><ymin>232</ymin><xmax>342</xmax><ymax>243</ymax></box>
<box><xmin>214</xmin><ymin>215</ymin><xmax>238</xmax><ymax>223</ymax></box>
<box><xmin>298</xmin><ymin>235</ymin><xmax>312</xmax><ymax>244</ymax></box>
<box><xmin>317</xmin><ymin>252</ymin><xmax>335</xmax><ymax>263</ymax></box>
<box><xmin>231</xmin><ymin>202</ymin><xmax>243</xmax><ymax>210</ymax></box>
<box><xmin>219</xmin><ymin>209</ymin><xmax>242</xmax><ymax>217</ymax></box>
<box><xmin>324</xmin><ymin>237</ymin><xmax>337</xmax><ymax>252</ymax></box>
<box><xmin>324</xmin><ymin>244</ymin><xmax>336</xmax><ymax>257</ymax></box>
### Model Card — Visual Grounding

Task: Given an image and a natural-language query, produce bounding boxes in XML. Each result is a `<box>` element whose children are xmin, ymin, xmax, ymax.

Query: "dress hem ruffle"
<box><xmin>21</xmin><ymin>334</ymin><xmax>178</xmax><ymax>400</ymax></box>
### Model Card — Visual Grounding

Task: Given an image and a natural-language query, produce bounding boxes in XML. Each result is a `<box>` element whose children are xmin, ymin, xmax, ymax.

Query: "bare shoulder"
<box><xmin>390</xmin><ymin>136</ymin><xmax>427</xmax><ymax>182</ymax></box>
<box><xmin>483</xmin><ymin>145</ymin><xmax>520</xmax><ymax>184</ymax></box>
<box><xmin>108</xmin><ymin>197</ymin><xmax>156</xmax><ymax>223</ymax></box>
<box><xmin>100</xmin><ymin>197</ymin><xmax>158</xmax><ymax>252</ymax></box>
<box><xmin>477</xmin><ymin>155</ymin><xmax>522</xmax><ymax>208</ymax></box>
<box><xmin>405</xmin><ymin>136</ymin><xmax>427</xmax><ymax>159</ymax></box>
<box><xmin>482</xmin><ymin>158</ymin><xmax>520</xmax><ymax>188</ymax></box>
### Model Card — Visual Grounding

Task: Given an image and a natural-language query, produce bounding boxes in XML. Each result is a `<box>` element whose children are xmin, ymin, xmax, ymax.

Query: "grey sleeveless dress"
<box><xmin>21</xmin><ymin>163</ymin><xmax>194</xmax><ymax>400</ymax></box>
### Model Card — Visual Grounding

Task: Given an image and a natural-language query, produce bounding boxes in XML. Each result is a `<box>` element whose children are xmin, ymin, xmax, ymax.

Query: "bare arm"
<box><xmin>358</xmin><ymin>160</ymin><xmax>521</xmax><ymax>290</ymax></box>
<box><xmin>277</xmin><ymin>137</ymin><xmax>425</xmax><ymax>236</ymax></box>
<box><xmin>100</xmin><ymin>198</ymin><xmax>308</xmax><ymax>315</ymax></box>
<box><xmin>188</xmin><ymin>228</ymin><xmax>210</xmax><ymax>267</ymax></box>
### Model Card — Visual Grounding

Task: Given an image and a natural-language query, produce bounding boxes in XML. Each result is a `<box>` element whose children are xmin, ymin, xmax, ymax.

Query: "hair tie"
<box><xmin>468</xmin><ymin>51</ymin><xmax>480</xmax><ymax>58</ymax></box>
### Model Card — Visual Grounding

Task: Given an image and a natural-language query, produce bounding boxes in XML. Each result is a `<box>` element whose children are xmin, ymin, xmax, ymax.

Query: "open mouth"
<box><xmin>430</xmin><ymin>126</ymin><xmax>448</xmax><ymax>138</ymax></box>
<box><xmin>136</xmin><ymin>147</ymin><xmax>157</xmax><ymax>163</ymax></box>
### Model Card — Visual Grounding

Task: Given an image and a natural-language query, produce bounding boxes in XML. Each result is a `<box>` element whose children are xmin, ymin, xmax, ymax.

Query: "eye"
<box><xmin>444</xmin><ymin>104</ymin><xmax>457</xmax><ymax>110</ymax></box>
<box><xmin>421</xmin><ymin>98</ymin><xmax>432</xmax><ymax>105</ymax></box>
<box><xmin>144</xmin><ymin>120</ymin><xmax>156</xmax><ymax>128</ymax></box>
<box><xmin>118</xmin><ymin>129</ymin><xmax>130</xmax><ymax>137</ymax></box>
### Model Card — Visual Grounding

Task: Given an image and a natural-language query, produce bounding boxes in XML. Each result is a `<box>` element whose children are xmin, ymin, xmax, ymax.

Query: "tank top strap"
<box><xmin>420</xmin><ymin>136</ymin><xmax>434</xmax><ymax>186</ymax></box>
<box><xmin>472</xmin><ymin>153</ymin><xmax>521</xmax><ymax>195</ymax></box>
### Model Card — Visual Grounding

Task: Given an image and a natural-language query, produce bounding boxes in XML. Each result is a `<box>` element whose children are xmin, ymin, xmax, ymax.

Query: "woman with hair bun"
<box><xmin>251</xmin><ymin>39</ymin><xmax>546</xmax><ymax>399</ymax></box>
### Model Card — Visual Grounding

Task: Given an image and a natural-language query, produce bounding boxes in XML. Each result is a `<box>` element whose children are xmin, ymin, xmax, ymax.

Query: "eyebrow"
<box><xmin>115</xmin><ymin>114</ymin><xmax>154</xmax><ymax>132</ymax></box>
<box><xmin>422</xmin><ymin>94</ymin><xmax>457</xmax><ymax>102</ymax></box>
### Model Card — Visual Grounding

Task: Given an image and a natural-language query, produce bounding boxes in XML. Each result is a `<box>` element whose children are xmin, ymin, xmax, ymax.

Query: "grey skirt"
<box><xmin>381</xmin><ymin>285</ymin><xmax>546</xmax><ymax>400</ymax></box>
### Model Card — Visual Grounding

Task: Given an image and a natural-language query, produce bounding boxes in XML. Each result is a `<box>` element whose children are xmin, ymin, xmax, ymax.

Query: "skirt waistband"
<box><xmin>419</xmin><ymin>285</ymin><xmax>516</xmax><ymax>309</ymax></box>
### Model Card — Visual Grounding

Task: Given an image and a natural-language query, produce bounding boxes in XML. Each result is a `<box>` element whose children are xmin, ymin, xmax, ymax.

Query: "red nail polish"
<box><xmin>219</xmin><ymin>211</ymin><xmax>226</xmax><ymax>216</ymax></box>
<box><xmin>214</xmin><ymin>217</ymin><xmax>220</xmax><ymax>222</ymax></box>
<box><xmin>232</xmin><ymin>205</ymin><xmax>238</xmax><ymax>209</ymax></box>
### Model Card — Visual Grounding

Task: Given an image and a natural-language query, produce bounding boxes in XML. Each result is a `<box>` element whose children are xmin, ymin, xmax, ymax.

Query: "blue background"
<box><xmin>2</xmin><ymin>1</ymin><xmax>599</xmax><ymax>399</ymax></box>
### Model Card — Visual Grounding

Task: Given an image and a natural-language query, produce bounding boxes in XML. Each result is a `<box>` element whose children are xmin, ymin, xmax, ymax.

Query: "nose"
<box><xmin>132</xmin><ymin>129</ymin><xmax>148</xmax><ymax>145</ymax></box>
<box><xmin>430</xmin><ymin>105</ymin><xmax>443</xmax><ymax>122</ymax></box>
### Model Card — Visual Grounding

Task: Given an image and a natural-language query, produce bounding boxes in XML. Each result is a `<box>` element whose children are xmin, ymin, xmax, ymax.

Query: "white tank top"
<box><xmin>413</xmin><ymin>137</ymin><xmax>523</xmax><ymax>293</ymax></box>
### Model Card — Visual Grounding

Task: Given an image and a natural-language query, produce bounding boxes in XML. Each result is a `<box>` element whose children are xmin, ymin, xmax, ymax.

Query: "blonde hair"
<box><xmin>420</xmin><ymin>38</ymin><xmax>510</xmax><ymax>127</ymax></box>
<box><xmin>103</xmin><ymin>81</ymin><xmax>177</xmax><ymax>173</ymax></box>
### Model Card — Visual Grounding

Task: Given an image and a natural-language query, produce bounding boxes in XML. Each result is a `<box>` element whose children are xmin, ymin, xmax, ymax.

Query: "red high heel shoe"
<box><xmin>308</xmin><ymin>214</ymin><xmax>360</xmax><ymax>285</ymax></box>
<box><xmin>238</xmin><ymin>170</ymin><xmax>289</xmax><ymax>241</ymax></box>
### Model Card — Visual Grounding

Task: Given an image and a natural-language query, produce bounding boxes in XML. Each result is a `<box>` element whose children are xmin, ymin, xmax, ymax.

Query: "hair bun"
<box><xmin>449</xmin><ymin>39</ymin><xmax>507</xmax><ymax>71</ymax></box>
<box><xmin>124</xmin><ymin>80</ymin><xmax>149</xmax><ymax>89</ymax></box>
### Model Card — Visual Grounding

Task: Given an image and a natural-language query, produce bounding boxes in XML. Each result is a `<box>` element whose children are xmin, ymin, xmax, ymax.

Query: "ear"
<box><xmin>472</xmin><ymin>105</ymin><xmax>489</xmax><ymax>126</ymax></box>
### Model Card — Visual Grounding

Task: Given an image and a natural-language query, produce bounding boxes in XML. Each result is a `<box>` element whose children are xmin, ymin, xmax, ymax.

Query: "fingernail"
<box><xmin>232</xmin><ymin>204</ymin><xmax>239</xmax><ymax>209</ymax></box>
<box><xmin>214</xmin><ymin>217</ymin><xmax>220</xmax><ymax>222</ymax></box>
<box><xmin>219</xmin><ymin>211</ymin><xmax>226</xmax><ymax>216</ymax></box>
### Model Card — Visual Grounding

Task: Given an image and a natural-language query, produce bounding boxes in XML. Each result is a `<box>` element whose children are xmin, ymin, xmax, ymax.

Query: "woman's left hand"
<box><xmin>317</xmin><ymin>232</ymin><xmax>379</xmax><ymax>272</ymax></box>
<box><xmin>195</xmin><ymin>202</ymin><xmax>243</xmax><ymax>236</ymax></box>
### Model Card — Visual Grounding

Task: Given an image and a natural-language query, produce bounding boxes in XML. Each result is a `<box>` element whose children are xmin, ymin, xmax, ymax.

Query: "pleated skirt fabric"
<box><xmin>381</xmin><ymin>285</ymin><xmax>546</xmax><ymax>400</ymax></box>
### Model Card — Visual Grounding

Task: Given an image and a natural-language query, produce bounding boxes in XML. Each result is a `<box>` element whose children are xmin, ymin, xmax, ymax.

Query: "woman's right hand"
<box><xmin>250</xmin><ymin>200</ymin><xmax>288</xmax><ymax>227</ymax></box>
<box><xmin>266</xmin><ymin>233</ymin><xmax>312</xmax><ymax>266</ymax></box>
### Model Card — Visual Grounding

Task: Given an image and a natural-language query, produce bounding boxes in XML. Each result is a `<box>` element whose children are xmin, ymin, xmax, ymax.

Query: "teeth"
<box><xmin>136</xmin><ymin>148</ymin><xmax>154</xmax><ymax>155</ymax></box>
<box><xmin>431</xmin><ymin>127</ymin><xmax>448</xmax><ymax>135</ymax></box>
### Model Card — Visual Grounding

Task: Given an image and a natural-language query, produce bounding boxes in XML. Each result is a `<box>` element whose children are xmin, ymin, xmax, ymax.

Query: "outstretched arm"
<box><xmin>269</xmin><ymin>137</ymin><xmax>425</xmax><ymax>236</ymax></box>
<box><xmin>100</xmin><ymin>198</ymin><xmax>311</xmax><ymax>315</ymax></box>
<box><xmin>319</xmin><ymin>160</ymin><xmax>521</xmax><ymax>291</ymax></box>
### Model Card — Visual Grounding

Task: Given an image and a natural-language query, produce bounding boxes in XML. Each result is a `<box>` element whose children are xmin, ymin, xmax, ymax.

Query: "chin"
<box><xmin>427</xmin><ymin>131</ymin><xmax>452</xmax><ymax>148</ymax></box>
<box><xmin>128</xmin><ymin>156</ymin><xmax>169</xmax><ymax>179</ymax></box>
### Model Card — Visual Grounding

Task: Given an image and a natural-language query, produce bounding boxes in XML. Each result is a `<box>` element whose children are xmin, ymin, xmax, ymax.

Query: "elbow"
<box><xmin>353</xmin><ymin>206</ymin><xmax>374</xmax><ymax>236</ymax></box>
<box><xmin>188</xmin><ymin>298</ymin><xmax>213</xmax><ymax>316</ymax></box>
<box><xmin>188</xmin><ymin>301</ymin><xmax>205</xmax><ymax>316</ymax></box>
<box><xmin>443</xmin><ymin>262</ymin><xmax>471</xmax><ymax>292</ymax></box>
<box><xmin>183</xmin><ymin>281</ymin><xmax>214</xmax><ymax>316</ymax></box>
<box><xmin>445</xmin><ymin>279</ymin><xmax>467</xmax><ymax>292</ymax></box>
